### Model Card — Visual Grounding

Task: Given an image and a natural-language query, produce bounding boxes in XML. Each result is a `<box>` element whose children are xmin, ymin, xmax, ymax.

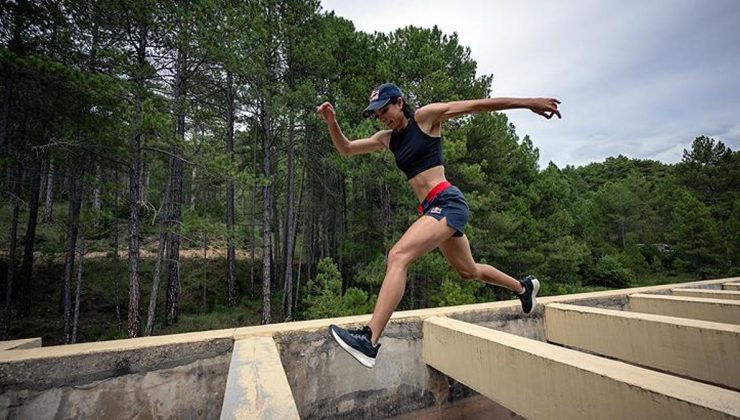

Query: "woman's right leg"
<box><xmin>367</xmin><ymin>215</ymin><xmax>456</xmax><ymax>344</ymax></box>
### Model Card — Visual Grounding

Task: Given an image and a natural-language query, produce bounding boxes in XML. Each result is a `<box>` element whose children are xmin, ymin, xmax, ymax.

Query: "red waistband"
<box><xmin>417</xmin><ymin>181</ymin><xmax>452</xmax><ymax>215</ymax></box>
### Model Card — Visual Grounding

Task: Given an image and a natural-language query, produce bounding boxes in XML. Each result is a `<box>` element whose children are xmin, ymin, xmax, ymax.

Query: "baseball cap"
<box><xmin>362</xmin><ymin>83</ymin><xmax>403</xmax><ymax>118</ymax></box>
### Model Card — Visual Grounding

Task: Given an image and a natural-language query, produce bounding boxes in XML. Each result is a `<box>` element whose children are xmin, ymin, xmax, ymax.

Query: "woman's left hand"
<box><xmin>528</xmin><ymin>98</ymin><xmax>562</xmax><ymax>119</ymax></box>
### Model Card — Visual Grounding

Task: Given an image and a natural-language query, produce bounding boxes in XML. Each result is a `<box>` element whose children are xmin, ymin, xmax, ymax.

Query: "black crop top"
<box><xmin>389</xmin><ymin>117</ymin><xmax>444</xmax><ymax>179</ymax></box>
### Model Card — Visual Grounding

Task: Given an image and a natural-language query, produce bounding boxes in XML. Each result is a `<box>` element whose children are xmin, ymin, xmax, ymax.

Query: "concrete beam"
<box><xmin>422</xmin><ymin>316</ymin><xmax>740</xmax><ymax>420</ymax></box>
<box><xmin>220</xmin><ymin>337</ymin><xmax>299</xmax><ymax>420</ymax></box>
<box><xmin>724</xmin><ymin>282</ymin><xmax>740</xmax><ymax>291</ymax></box>
<box><xmin>545</xmin><ymin>303</ymin><xmax>740</xmax><ymax>390</ymax></box>
<box><xmin>630</xmin><ymin>293</ymin><xmax>740</xmax><ymax>324</ymax></box>
<box><xmin>0</xmin><ymin>338</ymin><xmax>41</xmax><ymax>351</ymax></box>
<box><xmin>672</xmin><ymin>288</ymin><xmax>740</xmax><ymax>301</ymax></box>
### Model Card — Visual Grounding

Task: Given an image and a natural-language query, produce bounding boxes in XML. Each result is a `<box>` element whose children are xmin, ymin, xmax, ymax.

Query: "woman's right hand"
<box><xmin>316</xmin><ymin>101</ymin><xmax>336</xmax><ymax>123</ymax></box>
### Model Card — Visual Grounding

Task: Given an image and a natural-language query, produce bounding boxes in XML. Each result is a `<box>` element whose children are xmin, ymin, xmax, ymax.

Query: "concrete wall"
<box><xmin>2</xmin><ymin>354</ymin><xmax>230</xmax><ymax>420</ymax></box>
<box><xmin>1</xmin><ymin>334</ymin><xmax>233</xmax><ymax>420</ymax></box>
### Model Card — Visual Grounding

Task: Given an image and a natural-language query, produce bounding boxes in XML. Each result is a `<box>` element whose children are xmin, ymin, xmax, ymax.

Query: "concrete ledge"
<box><xmin>672</xmin><ymin>288</ymin><xmax>740</xmax><ymax>301</ymax></box>
<box><xmin>0</xmin><ymin>328</ymin><xmax>235</xmax><ymax>363</ymax></box>
<box><xmin>630</xmin><ymin>294</ymin><xmax>740</xmax><ymax>324</ymax></box>
<box><xmin>724</xmin><ymin>282</ymin><xmax>740</xmax><ymax>291</ymax></box>
<box><xmin>0</xmin><ymin>338</ymin><xmax>41</xmax><ymax>351</ymax></box>
<box><xmin>545</xmin><ymin>303</ymin><xmax>740</xmax><ymax>389</ymax></box>
<box><xmin>0</xmin><ymin>337</ymin><xmax>233</xmax><ymax>391</ymax></box>
<box><xmin>220</xmin><ymin>337</ymin><xmax>299</xmax><ymax>420</ymax></box>
<box><xmin>422</xmin><ymin>316</ymin><xmax>740</xmax><ymax>420</ymax></box>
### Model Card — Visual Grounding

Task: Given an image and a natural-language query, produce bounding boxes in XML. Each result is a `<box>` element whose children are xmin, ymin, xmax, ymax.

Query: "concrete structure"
<box><xmin>1</xmin><ymin>276</ymin><xmax>739</xmax><ymax>419</ymax></box>
<box><xmin>672</xmin><ymin>288</ymin><xmax>740</xmax><ymax>301</ymax></box>
<box><xmin>220</xmin><ymin>337</ymin><xmax>300</xmax><ymax>420</ymax></box>
<box><xmin>544</xmin><ymin>303</ymin><xmax>740</xmax><ymax>389</ymax></box>
<box><xmin>630</xmin><ymin>293</ymin><xmax>740</xmax><ymax>324</ymax></box>
<box><xmin>724</xmin><ymin>282</ymin><xmax>740</xmax><ymax>291</ymax></box>
<box><xmin>423</xmin><ymin>316</ymin><xmax>740</xmax><ymax>420</ymax></box>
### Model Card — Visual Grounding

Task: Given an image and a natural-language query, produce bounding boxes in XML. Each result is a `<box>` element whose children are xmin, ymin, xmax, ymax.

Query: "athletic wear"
<box><xmin>518</xmin><ymin>275</ymin><xmax>540</xmax><ymax>315</ymax></box>
<box><xmin>390</xmin><ymin>116</ymin><xmax>444</xmax><ymax>180</ymax></box>
<box><xmin>329</xmin><ymin>324</ymin><xmax>381</xmax><ymax>369</ymax></box>
<box><xmin>418</xmin><ymin>181</ymin><xmax>470</xmax><ymax>237</ymax></box>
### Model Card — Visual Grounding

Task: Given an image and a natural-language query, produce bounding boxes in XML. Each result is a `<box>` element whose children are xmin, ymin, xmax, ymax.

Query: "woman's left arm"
<box><xmin>416</xmin><ymin>97</ymin><xmax>561</xmax><ymax>125</ymax></box>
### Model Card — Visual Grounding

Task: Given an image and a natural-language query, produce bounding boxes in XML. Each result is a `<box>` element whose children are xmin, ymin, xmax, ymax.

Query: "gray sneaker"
<box><xmin>329</xmin><ymin>324</ymin><xmax>381</xmax><ymax>368</ymax></box>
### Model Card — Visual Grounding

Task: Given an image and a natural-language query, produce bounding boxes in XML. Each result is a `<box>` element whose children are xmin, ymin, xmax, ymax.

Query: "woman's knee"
<box><xmin>388</xmin><ymin>246</ymin><xmax>414</xmax><ymax>268</ymax></box>
<box><xmin>456</xmin><ymin>264</ymin><xmax>479</xmax><ymax>280</ymax></box>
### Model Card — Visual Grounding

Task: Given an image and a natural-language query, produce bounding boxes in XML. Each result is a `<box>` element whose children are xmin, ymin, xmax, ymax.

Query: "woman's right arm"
<box><xmin>317</xmin><ymin>101</ymin><xmax>390</xmax><ymax>156</ymax></box>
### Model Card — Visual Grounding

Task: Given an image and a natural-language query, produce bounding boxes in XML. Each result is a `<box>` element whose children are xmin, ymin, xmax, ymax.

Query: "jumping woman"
<box><xmin>317</xmin><ymin>83</ymin><xmax>561</xmax><ymax>368</ymax></box>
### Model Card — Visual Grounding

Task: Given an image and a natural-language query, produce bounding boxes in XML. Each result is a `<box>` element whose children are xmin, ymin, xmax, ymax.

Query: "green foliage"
<box><xmin>590</xmin><ymin>255</ymin><xmax>633</xmax><ymax>288</ymax></box>
<box><xmin>301</xmin><ymin>258</ymin><xmax>376</xmax><ymax>319</ymax></box>
<box><xmin>670</xmin><ymin>191</ymin><xmax>722</xmax><ymax>278</ymax></box>
<box><xmin>429</xmin><ymin>279</ymin><xmax>481</xmax><ymax>307</ymax></box>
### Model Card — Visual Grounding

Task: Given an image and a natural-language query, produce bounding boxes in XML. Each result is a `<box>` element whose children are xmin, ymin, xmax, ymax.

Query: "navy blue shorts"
<box><xmin>418</xmin><ymin>185</ymin><xmax>470</xmax><ymax>237</ymax></box>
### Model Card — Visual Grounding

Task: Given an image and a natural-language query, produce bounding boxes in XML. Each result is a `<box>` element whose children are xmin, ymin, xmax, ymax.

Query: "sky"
<box><xmin>319</xmin><ymin>0</ymin><xmax>740</xmax><ymax>168</ymax></box>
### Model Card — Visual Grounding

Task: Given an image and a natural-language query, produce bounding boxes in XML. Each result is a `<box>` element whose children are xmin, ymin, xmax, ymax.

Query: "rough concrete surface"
<box><xmin>1</xmin><ymin>338</ymin><xmax>233</xmax><ymax>391</ymax></box>
<box><xmin>1</xmin><ymin>354</ymin><xmax>230</xmax><ymax>420</ymax></box>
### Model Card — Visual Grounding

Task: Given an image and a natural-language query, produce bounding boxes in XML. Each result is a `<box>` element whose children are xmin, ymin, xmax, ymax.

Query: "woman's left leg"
<box><xmin>438</xmin><ymin>234</ymin><xmax>524</xmax><ymax>293</ymax></box>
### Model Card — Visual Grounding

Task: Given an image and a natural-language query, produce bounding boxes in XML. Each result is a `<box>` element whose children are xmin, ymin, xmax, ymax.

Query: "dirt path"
<box><xmin>4</xmin><ymin>242</ymin><xmax>262</xmax><ymax>264</ymax></box>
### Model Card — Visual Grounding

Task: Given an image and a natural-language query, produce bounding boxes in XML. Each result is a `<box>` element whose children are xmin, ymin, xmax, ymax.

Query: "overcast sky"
<box><xmin>320</xmin><ymin>0</ymin><xmax>740</xmax><ymax>168</ymax></box>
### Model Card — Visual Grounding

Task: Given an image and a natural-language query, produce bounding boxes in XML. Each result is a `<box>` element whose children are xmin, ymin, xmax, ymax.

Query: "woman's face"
<box><xmin>374</xmin><ymin>99</ymin><xmax>405</xmax><ymax>130</ymax></box>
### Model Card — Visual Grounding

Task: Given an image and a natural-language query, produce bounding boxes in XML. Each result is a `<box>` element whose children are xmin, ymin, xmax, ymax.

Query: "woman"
<box><xmin>317</xmin><ymin>83</ymin><xmax>561</xmax><ymax>368</ymax></box>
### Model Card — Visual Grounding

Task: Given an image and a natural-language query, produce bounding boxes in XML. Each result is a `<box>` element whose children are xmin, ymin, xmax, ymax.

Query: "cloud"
<box><xmin>320</xmin><ymin>0</ymin><xmax>740</xmax><ymax>167</ymax></box>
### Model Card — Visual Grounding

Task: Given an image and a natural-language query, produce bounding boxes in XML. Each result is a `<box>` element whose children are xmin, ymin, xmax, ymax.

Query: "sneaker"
<box><xmin>329</xmin><ymin>324</ymin><xmax>381</xmax><ymax>369</ymax></box>
<box><xmin>517</xmin><ymin>275</ymin><xmax>540</xmax><ymax>315</ymax></box>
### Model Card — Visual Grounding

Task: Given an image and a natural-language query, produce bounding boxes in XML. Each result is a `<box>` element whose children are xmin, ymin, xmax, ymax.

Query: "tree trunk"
<box><xmin>251</xmin><ymin>132</ymin><xmax>257</xmax><ymax>288</ymax></box>
<box><xmin>225</xmin><ymin>70</ymin><xmax>237</xmax><ymax>307</ymax></box>
<box><xmin>166</xmin><ymin>47</ymin><xmax>186</xmax><ymax>325</ymax></box>
<box><xmin>113</xmin><ymin>172</ymin><xmax>122</xmax><ymax>331</ymax></box>
<box><xmin>145</xmin><ymin>157</ymin><xmax>171</xmax><ymax>336</ymax></box>
<box><xmin>92</xmin><ymin>164</ymin><xmax>102</xmax><ymax>212</ymax></box>
<box><xmin>145</xmin><ymin>228</ymin><xmax>167</xmax><ymax>335</ymax></box>
<box><xmin>141</xmin><ymin>161</ymin><xmax>149</xmax><ymax>204</ymax></box>
<box><xmin>202</xmin><ymin>235</ymin><xmax>208</xmax><ymax>311</ymax></box>
<box><xmin>71</xmin><ymin>230</ymin><xmax>86</xmax><ymax>344</ymax></box>
<box><xmin>0</xmin><ymin>59</ymin><xmax>11</xmax><ymax>157</ymax></box>
<box><xmin>127</xmin><ymin>129</ymin><xmax>143</xmax><ymax>339</ymax></box>
<box><xmin>272</xmin><ymin>181</ymin><xmax>282</xmax><ymax>295</ymax></box>
<box><xmin>295</xmin><ymin>214</ymin><xmax>307</xmax><ymax>315</ymax></box>
<box><xmin>261</xmin><ymin>109</ymin><xmax>272</xmax><ymax>325</ymax></box>
<box><xmin>19</xmin><ymin>166</ymin><xmax>41</xmax><ymax>316</ymax></box>
<box><xmin>189</xmin><ymin>166</ymin><xmax>196</xmax><ymax>211</ymax></box>
<box><xmin>63</xmin><ymin>171</ymin><xmax>83</xmax><ymax>344</ymax></box>
<box><xmin>282</xmin><ymin>119</ymin><xmax>296</xmax><ymax>320</ymax></box>
<box><xmin>127</xmin><ymin>24</ymin><xmax>147</xmax><ymax>338</ymax></box>
<box><xmin>2</xmin><ymin>166</ymin><xmax>20</xmax><ymax>340</ymax></box>
<box><xmin>43</xmin><ymin>160</ymin><xmax>55</xmax><ymax>224</ymax></box>
<box><xmin>165</xmin><ymin>157</ymin><xmax>183</xmax><ymax>325</ymax></box>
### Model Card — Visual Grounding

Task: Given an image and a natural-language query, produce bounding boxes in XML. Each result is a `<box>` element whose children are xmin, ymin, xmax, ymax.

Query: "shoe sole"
<box><xmin>330</xmin><ymin>327</ymin><xmax>376</xmax><ymax>369</ymax></box>
<box><xmin>524</xmin><ymin>278</ymin><xmax>540</xmax><ymax>315</ymax></box>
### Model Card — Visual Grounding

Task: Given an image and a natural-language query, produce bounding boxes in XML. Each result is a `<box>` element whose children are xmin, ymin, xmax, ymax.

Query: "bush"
<box><xmin>301</xmin><ymin>257</ymin><xmax>376</xmax><ymax>319</ymax></box>
<box><xmin>591</xmin><ymin>255</ymin><xmax>633</xmax><ymax>288</ymax></box>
